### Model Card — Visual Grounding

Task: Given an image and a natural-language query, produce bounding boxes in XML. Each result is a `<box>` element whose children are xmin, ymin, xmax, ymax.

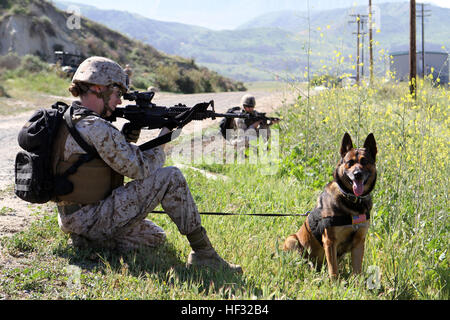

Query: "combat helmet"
<box><xmin>241</xmin><ymin>94</ymin><xmax>256</xmax><ymax>108</ymax></box>
<box><xmin>72</xmin><ymin>56</ymin><xmax>129</xmax><ymax>92</ymax></box>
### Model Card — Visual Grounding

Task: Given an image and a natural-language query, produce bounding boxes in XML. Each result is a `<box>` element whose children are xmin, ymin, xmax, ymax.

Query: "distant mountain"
<box><xmin>237</xmin><ymin>3</ymin><xmax>450</xmax><ymax>51</ymax></box>
<box><xmin>55</xmin><ymin>1</ymin><xmax>450</xmax><ymax>81</ymax></box>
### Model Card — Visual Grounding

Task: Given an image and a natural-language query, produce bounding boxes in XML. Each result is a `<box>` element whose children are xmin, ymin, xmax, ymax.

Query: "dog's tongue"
<box><xmin>352</xmin><ymin>180</ymin><xmax>364</xmax><ymax>197</ymax></box>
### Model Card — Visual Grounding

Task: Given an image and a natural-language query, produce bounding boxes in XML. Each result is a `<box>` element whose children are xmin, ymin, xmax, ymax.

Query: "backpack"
<box><xmin>14</xmin><ymin>102</ymin><xmax>97</xmax><ymax>203</ymax></box>
<box><xmin>219</xmin><ymin>106</ymin><xmax>241</xmax><ymax>140</ymax></box>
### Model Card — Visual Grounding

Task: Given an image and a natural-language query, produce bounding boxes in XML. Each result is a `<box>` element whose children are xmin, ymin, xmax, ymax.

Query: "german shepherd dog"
<box><xmin>284</xmin><ymin>133</ymin><xmax>377</xmax><ymax>278</ymax></box>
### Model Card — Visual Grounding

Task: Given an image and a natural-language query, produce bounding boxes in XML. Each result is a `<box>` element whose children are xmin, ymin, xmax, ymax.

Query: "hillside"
<box><xmin>0</xmin><ymin>0</ymin><xmax>246</xmax><ymax>93</ymax></box>
<box><xmin>56</xmin><ymin>1</ymin><xmax>450</xmax><ymax>81</ymax></box>
<box><xmin>238</xmin><ymin>2</ymin><xmax>450</xmax><ymax>51</ymax></box>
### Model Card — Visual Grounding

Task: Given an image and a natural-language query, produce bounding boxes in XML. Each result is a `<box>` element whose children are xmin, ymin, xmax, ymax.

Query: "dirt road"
<box><xmin>0</xmin><ymin>88</ymin><xmax>297</xmax><ymax>238</ymax></box>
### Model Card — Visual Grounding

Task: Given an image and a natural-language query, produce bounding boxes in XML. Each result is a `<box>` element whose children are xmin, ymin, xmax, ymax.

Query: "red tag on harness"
<box><xmin>352</xmin><ymin>214</ymin><xmax>367</xmax><ymax>225</ymax></box>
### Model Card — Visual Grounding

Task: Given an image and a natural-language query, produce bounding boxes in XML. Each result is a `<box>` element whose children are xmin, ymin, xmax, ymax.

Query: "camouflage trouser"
<box><xmin>57</xmin><ymin>166</ymin><xmax>202</xmax><ymax>251</ymax></box>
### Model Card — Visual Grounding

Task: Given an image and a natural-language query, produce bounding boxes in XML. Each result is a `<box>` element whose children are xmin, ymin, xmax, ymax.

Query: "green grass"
<box><xmin>2</xmin><ymin>71</ymin><xmax>71</xmax><ymax>97</ymax></box>
<box><xmin>0</xmin><ymin>80</ymin><xmax>448</xmax><ymax>300</ymax></box>
<box><xmin>0</xmin><ymin>70</ymin><xmax>72</xmax><ymax>116</ymax></box>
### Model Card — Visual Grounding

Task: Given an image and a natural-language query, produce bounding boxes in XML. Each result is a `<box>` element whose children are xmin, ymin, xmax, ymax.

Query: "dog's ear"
<box><xmin>340</xmin><ymin>132</ymin><xmax>353</xmax><ymax>158</ymax></box>
<box><xmin>363</xmin><ymin>133</ymin><xmax>377</xmax><ymax>160</ymax></box>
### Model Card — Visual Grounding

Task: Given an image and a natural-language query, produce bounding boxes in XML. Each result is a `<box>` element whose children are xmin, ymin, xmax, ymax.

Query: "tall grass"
<box><xmin>277</xmin><ymin>78</ymin><xmax>449</xmax><ymax>299</ymax></box>
<box><xmin>0</xmin><ymin>80</ymin><xmax>448</xmax><ymax>300</ymax></box>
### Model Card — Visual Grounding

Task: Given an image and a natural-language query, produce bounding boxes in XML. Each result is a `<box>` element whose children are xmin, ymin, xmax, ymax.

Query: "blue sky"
<box><xmin>60</xmin><ymin>0</ymin><xmax>450</xmax><ymax>30</ymax></box>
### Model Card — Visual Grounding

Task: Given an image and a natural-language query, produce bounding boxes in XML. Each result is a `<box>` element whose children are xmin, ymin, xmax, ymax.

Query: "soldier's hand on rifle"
<box><xmin>269</xmin><ymin>119</ymin><xmax>280</xmax><ymax>125</ymax></box>
<box><xmin>121</xmin><ymin>122</ymin><xmax>141</xmax><ymax>143</ymax></box>
<box><xmin>249</xmin><ymin>120</ymin><xmax>263</xmax><ymax>129</ymax></box>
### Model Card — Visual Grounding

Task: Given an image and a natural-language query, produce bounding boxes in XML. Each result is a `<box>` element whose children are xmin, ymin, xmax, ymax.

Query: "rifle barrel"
<box><xmin>213</xmin><ymin>112</ymin><xmax>248</xmax><ymax>118</ymax></box>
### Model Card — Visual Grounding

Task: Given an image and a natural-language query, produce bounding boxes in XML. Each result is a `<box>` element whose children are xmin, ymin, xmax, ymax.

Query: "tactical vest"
<box><xmin>51</xmin><ymin>118</ymin><xmax>124</xmax><ymax>205</ymax></box>
<box><xmin>307</xmin><ymin>208</ymin><xmax>370</xmax><ymax>247</ymax></box>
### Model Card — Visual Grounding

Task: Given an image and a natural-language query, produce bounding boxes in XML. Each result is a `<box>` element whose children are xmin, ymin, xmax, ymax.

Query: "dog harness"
<box><xmin>307</xmin><ymin>208</ymin><xmax>370</xmax><ymax>247</ymax></box>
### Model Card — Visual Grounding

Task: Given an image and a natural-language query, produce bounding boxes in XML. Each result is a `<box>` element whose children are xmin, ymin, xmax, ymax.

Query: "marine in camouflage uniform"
<box><xmin>55</xmin><ymin>56</ymin><xmax>241</xmax><ymax>272</ymax></box>
<box><xmin>237</xmin><ymin>94</ymin><xmax>269</xmax><ymax>145</ymax></box>
<box><xmin>229</xmin><ymin>94</ymin><xmax>276</xmax><ymax>150</ymax></box>
<box><xmin>123</xmin><ymin>64</ymin><xmax>133</xmax><ymax>87</ymax></box>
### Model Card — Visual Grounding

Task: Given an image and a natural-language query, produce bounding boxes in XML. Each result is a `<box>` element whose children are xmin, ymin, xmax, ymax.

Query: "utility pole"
<box><xmin>361</xmin><ymin>18</ymin><xmax>366</xmax><ymax>78</ymax></box>
<box><xmin>349</xmin><ymin>14</ymin><xmax>368</xmax><ymax>85</ymax></box>
<box><xmin>417</xmin><ymin>3</ymin><xmax>431</xmax><ymax>77</ymax></box>
<box><xmin>368</xmin><ymin>0</ymin><xmax>374</xmax><ymax>84</ymax></box>
<box><xmin>356</xmin><ymin>15</ymin><xmax>361</xmax><ymax>85</ymax></box>
<box><xmin>410</xmin><ymin>0</ymin><xmax>417</xmax><ymax>98</ymax></box>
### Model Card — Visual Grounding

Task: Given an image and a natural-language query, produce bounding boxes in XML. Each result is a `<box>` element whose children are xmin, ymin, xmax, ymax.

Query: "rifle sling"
<box><xmin>138</xmin><ymin>128</ymin><xmax>182</xmax><ymax>151</ymax></box>
<box><xmin>62</xmin><ymin>106</ymin><xmax>99</xmax><ymax>177</ymax></box>
<box><xmin>64</xmin><ymin>106</ymin><xmax>98</xmax><ymax>156</ymax></box>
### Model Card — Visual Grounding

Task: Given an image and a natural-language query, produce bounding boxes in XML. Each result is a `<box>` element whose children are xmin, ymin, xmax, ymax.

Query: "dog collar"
<box><xmin>335</xmin><ymin>180</ymin><xmax>370</xmax><ymax>204</ymax></box>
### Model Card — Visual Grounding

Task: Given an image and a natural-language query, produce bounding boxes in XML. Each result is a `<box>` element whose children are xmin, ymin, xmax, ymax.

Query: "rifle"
<box><xmin>106</xmin><ymin>90</ymin><xmax>249</xmax><ymax>150</ymax></box>
<box><xmin>244</xmin><ymin>111</ymin><xmax>281</xmax><ymax>128</ymax></box>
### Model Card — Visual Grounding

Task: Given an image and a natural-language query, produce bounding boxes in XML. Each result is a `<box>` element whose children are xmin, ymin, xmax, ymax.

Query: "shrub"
<box><xmin>132</xmin><ymin>76</ymin><xmax>153</xmax><ymax>90</ymax></box>
<box><xmin>154</xmin><ymin>64</ymin><xmax>180</xmax><ymax>92</ymax></box>
<box><xmin>30</xmin><ymin>16</ymin><xmax>56</xmax><ymax>37</ymax></box>
<box><xmin>176</xmin><ymin>73</ymin><xmax>196</xmax><ymax>94</ymax></box>
<box><xmin>0</xmin><ymin>85</ymin><xmax>10</xmax><ymax>97</ymax></box>
<box><xmin>10</xmin><ymin>4</ymin><xmax>31</xmax><ymax>16</ymax></box>
<box><xmin>310</xmin><ymin>74</ymin><xmax>339</xmax><ymax>88</ymax></box>
<box><xmin>19</xmin><ymin>54</ymin><xmax>49</xmax><ymax>73</ymax></box>
<box><xmin>85</xmin><ymin>36</ymin><xmax>108</xmax><ymax>57</ymax></box>
<box><xmin>0</xmin><ymin>53</ymin><xmax>21</xmax><ymax>70</ymax></box>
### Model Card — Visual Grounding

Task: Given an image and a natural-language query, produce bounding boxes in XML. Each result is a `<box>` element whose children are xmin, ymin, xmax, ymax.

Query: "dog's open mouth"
<box><xmin>352</xmin><ymin>179</ymin><xmax>365</xmax><ymax>197</ymax></box>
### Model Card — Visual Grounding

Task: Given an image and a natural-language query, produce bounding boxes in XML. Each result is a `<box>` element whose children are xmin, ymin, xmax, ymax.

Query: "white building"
<box><xmin>390</xmin><ymin>51</ymin><xmax>449</xmax><ymax>84</ymax></box>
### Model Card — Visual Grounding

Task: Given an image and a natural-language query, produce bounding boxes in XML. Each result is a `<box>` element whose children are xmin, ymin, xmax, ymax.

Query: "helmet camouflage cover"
<box><xmin>72</xmin><ymin>56</ymin><xmax>129</xmax><ymax>91</ymax></box>
<box><xmin>241</xmin><ymin>94</ymin><xmax>256</xmax><ymax>108</ymax></box>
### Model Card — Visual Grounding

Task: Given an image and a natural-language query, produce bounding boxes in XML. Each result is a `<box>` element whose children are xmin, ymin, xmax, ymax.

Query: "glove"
<box><xmin>122</xmin><ymin>122</ymin><xmax>141</xmax><ymax>143</ymax></box>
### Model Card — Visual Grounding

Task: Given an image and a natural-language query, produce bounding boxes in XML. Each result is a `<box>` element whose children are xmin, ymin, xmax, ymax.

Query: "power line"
<box><xmin>349</xmin><ymin>14</ymin><xmax>368</xmax><ymax>85</ymax></box>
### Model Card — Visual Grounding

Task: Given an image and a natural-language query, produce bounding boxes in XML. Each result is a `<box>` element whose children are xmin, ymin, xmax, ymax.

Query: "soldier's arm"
<box><xmin>75</xmin><ymin>117</ymin><xmax>166</xmax><ymax>179</ymax></box>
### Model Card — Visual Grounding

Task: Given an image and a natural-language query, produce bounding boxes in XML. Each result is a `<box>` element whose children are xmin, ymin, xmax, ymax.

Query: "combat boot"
<box><xmin>186</xmin><ymin>226</ymin><xmax>242</xmax><ymax>273</ymax></box>
<box><xmin>70</xmin><ymin>233</ymin><xmax>91</xmax><ymax>249</ymax></box>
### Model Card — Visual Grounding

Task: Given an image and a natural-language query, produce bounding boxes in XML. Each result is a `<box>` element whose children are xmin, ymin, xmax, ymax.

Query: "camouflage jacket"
<box><xmin>63</xmin><ymin>101</ymin><xmax>166</xmax><ymax>179</ymax></box>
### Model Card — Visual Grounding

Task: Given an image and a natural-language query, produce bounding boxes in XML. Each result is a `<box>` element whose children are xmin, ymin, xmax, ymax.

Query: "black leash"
<box><xmin>151</xmin><ymin>210</ymin><xmax>309</xmax><ymax>217</ymax></box>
